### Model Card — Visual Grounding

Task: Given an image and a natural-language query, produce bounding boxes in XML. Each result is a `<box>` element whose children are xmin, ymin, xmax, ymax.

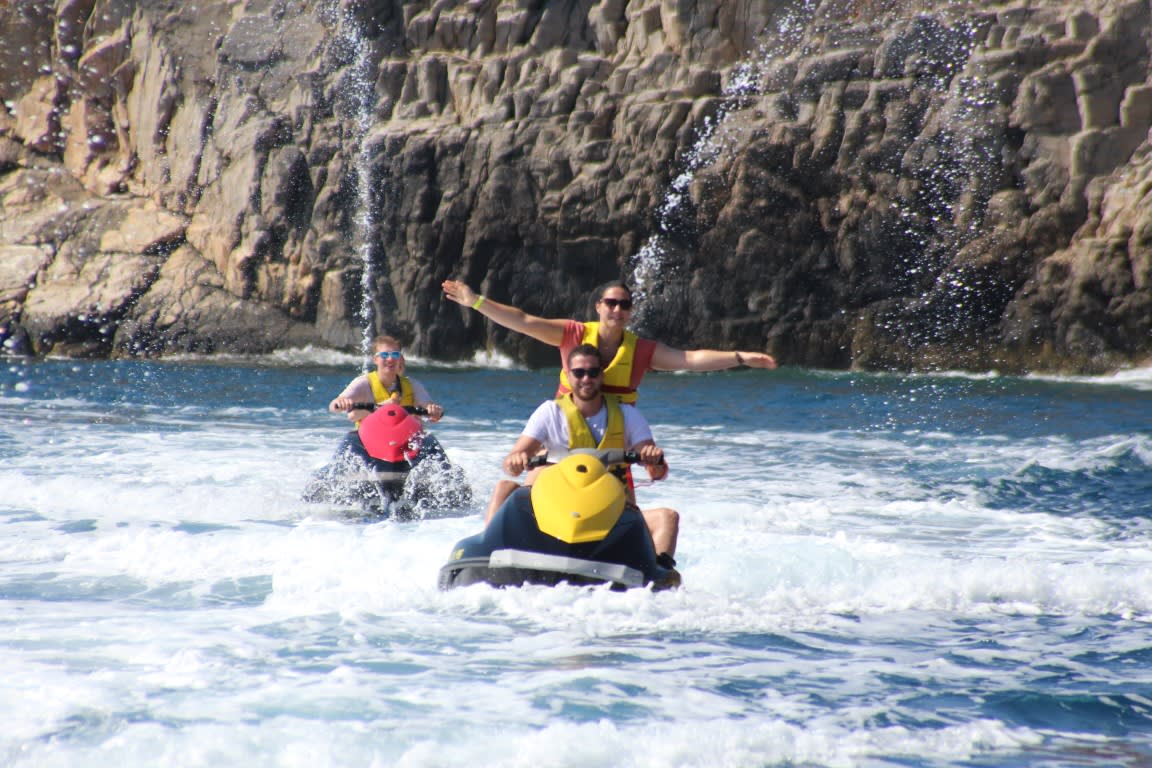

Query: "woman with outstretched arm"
<box><xmin>442</xmin><ymin>279</ymin><xmax>776</xmax><ymax>404</ymax></box>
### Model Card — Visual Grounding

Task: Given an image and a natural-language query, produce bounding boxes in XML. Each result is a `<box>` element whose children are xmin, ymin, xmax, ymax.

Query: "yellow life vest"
<box><xmin>556</xmin><ymin>394</ymin><xmax>625</xmax><ymax>450</ymax></box>
<box><xmin>368</xmin><ymin>372</ymin><xmax>414</xmax><ymax>405</ymax></box>
<box><xmin>356</xmin><ymin>373</ymin><xmax>414</xmax><ymax>429</ymax></box>
<box><xmin>558</xmin><ymin>322</ymin><xmax>640</xmax><ymax>405</ymax></box>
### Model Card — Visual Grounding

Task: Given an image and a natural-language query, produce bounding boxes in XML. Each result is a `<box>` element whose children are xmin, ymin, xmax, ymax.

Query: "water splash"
<box><xmin>873</xmin><ymin>16</ymin><xmax>1008</xmax><ymax>352</ymax></box>
<box><xmin>326</xmin><ymin>2</ymin><xmax>379</xmax><ymax>365</ymax></box>
<box><xmin>628</xmin><ymin>3</ymin><xmax>816</xmax><ymax>327</ymax></box>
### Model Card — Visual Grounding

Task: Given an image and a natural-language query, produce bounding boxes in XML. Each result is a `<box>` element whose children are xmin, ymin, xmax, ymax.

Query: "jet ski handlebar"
<box><xmin>347</xmin><ymin>402</ymin><xmax>432</xmax><ymax>416</ymax></box>
<box><xmin>526</xmin><ymin>448</ymin><xmax>648</xmax><ymax>469</ymax></box>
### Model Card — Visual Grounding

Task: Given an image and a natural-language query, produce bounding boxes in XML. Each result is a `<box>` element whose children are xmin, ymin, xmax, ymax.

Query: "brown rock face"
<box><xmin>0</xmin><ymin>0</ymin><xmax>1148</xmax><ymax>372</ymax></box>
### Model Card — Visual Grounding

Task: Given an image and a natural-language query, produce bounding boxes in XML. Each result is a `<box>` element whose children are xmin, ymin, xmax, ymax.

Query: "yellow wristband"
<box><xmin>472</xmin><ymin>295</ymin><xmax>486</xmax><ymax>310</ymax></box>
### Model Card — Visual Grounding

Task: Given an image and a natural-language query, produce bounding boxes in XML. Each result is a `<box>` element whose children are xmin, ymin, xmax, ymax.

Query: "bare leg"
<box><xmin>641</xmin><ymin>506</ymin><xmax>679</xmax><ymax>556</ymax></box>
<box><xmin>484</xmin><ymin>479</ymin><xmax>521</xmax><ymax>524</ymax></box>
<box><xmin>484</xmin><ymin>466</ymin><xmax>548</xmax><ymax>525</ymax></box>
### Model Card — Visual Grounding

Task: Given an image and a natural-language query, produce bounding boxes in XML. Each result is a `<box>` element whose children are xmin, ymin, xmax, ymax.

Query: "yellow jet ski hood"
<box><xmin>530</xmin><ymin>453</ymin><xmax>627</xmax><ymax>544</ymax></box>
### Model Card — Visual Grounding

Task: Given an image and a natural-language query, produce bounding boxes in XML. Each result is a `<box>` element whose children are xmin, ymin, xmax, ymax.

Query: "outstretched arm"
<box><xmin>443</xmin><ymin>280</ymin><xmax>568</xmax><ymax>347</ymax></box>
<box><xmin>650</xmin><ymin>342</ymin><xmax>777</xmax><ymax>372</ymax></box>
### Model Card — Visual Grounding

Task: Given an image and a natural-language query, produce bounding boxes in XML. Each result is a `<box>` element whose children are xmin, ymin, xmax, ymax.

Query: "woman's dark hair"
<box><xmin>586</xmin><ymin>280</ymin><xmax>633</xmax><ymax>317</ymax></box>
<box><xmin>593</xmin><ymin>280</ymin><xmax>633</xmax><ymax>301</ymax></box>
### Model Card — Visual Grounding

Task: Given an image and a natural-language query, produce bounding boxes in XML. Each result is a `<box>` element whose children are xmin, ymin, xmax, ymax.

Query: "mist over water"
<box><xmin>2</xmin><ymin>356</ymin><xmax>1150</xmax><ymax>767</ymax></box>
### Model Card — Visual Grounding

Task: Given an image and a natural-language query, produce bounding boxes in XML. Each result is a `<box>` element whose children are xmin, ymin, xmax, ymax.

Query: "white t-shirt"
<box><xmin>337</xmin><ymin>374</ymin><xmax>432</xmax><ymax>406</ymax></box>
<box><xmin>523</xmin><ymin>399</ymin><xmax>653</xmax><ymax>452</ymax></box>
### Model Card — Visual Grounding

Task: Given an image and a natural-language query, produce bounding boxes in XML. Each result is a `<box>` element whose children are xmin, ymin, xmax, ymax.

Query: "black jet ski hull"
<box><xmin>438</xmin><ymin>487</ymin><xmax>678</xmax><ymax>591</ymax></box>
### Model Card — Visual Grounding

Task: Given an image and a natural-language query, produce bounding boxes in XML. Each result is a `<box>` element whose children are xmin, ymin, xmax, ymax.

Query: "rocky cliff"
<box><xmin>1</xmin><ymin>0</ymin><xmax>1149</xmax><ymax>373</ymax></box>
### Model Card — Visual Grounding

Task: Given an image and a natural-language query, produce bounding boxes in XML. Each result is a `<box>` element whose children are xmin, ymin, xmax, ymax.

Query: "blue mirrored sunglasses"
<box><xmin>375</xmin><ymin>351</ymin><xmax>402</xmax><ymax>360</ymax></box>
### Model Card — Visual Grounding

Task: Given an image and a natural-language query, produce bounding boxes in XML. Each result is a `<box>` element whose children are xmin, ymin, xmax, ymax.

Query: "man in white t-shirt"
<box><xmin>487</xmin><ymin>344</ymin><xmax>679</xmax><ymax>560</ymax></box>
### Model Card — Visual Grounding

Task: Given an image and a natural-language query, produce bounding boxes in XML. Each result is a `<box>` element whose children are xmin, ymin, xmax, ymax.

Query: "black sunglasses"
<box><xmin>599</xmin><ymin>298</ymin><xmax>633</xmax><ymax>310</ymax></box>
<box><xmin>569</xmin><ymin>367</ymin><xmax>603</xmax><ymax>379</ymax></box>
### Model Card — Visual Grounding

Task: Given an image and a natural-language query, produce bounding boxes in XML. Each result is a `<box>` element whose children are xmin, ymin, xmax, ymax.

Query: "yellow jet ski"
<box><xmin>437</xmin><ymin>449</ymin><xmax>680</xmax><ymax>591</ymax></box>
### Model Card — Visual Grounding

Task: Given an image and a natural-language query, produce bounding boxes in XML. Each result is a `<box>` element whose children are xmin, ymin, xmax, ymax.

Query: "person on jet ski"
<box><xmin>487</xmin><ymin>343</ymin><xmax>679</xmax><ymax>562</ymax></box>
<box><xmin>328</xmin><ymin>335</ymin><xmax>444</xmax><ymax>423</ymax></box>
<box><xmin>306</xmin><ymin>336</ymin><xmax>468</xmax><ymax>515</ymax></box>
<box><xmin>443</xmin><ymin>278</ymin><xmax>776</xmax><ymax>404</ymax></box>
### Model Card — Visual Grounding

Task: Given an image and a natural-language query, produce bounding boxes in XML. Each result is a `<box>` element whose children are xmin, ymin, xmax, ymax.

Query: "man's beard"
<box><xmin>572</xmin><ymin>384</ymin><xmax>600</xmax><ymax>403</ymax></box>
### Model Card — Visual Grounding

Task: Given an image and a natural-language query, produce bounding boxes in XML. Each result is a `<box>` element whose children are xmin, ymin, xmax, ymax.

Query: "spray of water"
<box><xmin>326</xmin><ymin>2</ymin><xmax>379</xmax><ymax>366</ymax></box>
<box><xmin>873</xmin><ymin>16</ymin><xmax>1004</xmax><ymax>351</ymax></box>
<box><xmin>628</xmin><ymin>3</ymin><xmax>816</xmax><ymax>326</ymax></box>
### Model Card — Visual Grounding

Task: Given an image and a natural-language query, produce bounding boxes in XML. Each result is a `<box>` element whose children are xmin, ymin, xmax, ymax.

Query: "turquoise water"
<box><xmin>1</xmin><ymin>353</ymin><xmax>1150</xmax><ymax>767</ymax></box>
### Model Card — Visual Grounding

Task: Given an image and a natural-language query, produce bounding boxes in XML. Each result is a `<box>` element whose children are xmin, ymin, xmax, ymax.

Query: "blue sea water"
<box><xmin>1</xmin><ymin>352</ymin><xmax>1150</xmax><ymax>767</ymax></box>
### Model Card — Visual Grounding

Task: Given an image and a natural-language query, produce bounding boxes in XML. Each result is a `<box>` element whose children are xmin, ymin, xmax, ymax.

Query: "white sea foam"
<box><xmin>1029</xmin><ymin>364</ymin><xmax>1152</xmax><ymax>390</ymax></box>
<box><xmin>2</xmin><ymin>363</ymin><xmax>1150</xmax><ymax>767</ymax></box>
<box><xmin>158</xmin><ymin>345</ymin><xmax>527</xmax><ymax>371</ymax></box>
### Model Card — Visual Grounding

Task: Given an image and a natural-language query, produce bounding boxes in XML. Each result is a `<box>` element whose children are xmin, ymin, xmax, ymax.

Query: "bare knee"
<box><xmin>647</xmin><ymin>506</ymin><xmax>679</xmax><ymax>529</ymax></box>
<box><xmin>642</xmin><ymin>506</ymin><xmax>680</xmax><ymax>556</ymax></box>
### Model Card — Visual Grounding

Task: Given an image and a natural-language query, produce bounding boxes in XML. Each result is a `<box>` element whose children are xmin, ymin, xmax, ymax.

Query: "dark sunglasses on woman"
<box><xmin>599</xmin><ymin>298</ymin><xmax>632</xmax><ymax>310</ymax></box>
